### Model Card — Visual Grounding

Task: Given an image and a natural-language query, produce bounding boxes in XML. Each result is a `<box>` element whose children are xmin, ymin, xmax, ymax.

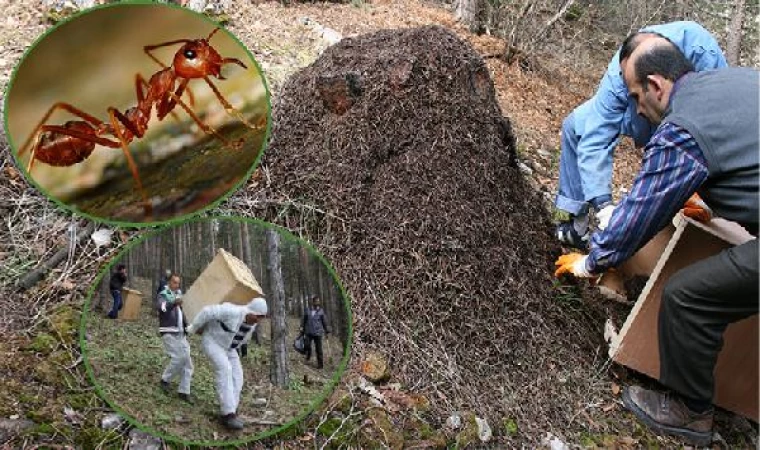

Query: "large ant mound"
<box><xmin>251</xmin><ymin>26</ymin><xmax>605</xmax><ymax>438</ymax></box>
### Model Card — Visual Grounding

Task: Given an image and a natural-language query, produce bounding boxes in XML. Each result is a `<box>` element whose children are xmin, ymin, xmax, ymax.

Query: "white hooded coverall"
<box><xmin>186</xmin><ymin>298</ymin><xmax>267</xmax><ymax>415</ymax></box>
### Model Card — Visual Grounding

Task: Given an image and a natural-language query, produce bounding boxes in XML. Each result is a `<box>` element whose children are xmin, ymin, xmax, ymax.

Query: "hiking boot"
<box><xmin>555</xmin><ymin>220</ymin><xmax>590</xmax><ymax>250</ymax></box>
<box><xmin>622</xmin><ymin>386</ymin><xmax>713</xmax><ymax>446</ymax></box>
<box><xmin>160</xmin><ymin>380</ymin><xmax>171</xmax><ymax>394</ymax></box>
<box><xmin>178</xmin><ymin>393</ymin><xmax>194</xmax><ymax>405</ymax></box>
<box><xmin>221</xmin><ymin>413</ymin><xmax>244</xmax><ymax>430</ymax></box>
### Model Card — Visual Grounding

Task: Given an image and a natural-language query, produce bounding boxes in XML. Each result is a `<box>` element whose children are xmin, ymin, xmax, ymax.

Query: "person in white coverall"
<box><xmin>186</xmin><ymin>297</ymin><xmax>268</xmax><ymax>430</ymax></box>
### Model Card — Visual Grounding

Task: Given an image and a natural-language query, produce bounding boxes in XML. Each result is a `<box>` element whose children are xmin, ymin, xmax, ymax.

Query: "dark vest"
<box><xmin>664</xmin><ymin>68</ymin><xmax>759</xmax><ymax>235</ymax></box>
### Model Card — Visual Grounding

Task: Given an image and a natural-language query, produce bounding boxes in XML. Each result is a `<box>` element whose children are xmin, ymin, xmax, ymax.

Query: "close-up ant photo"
<box><xmin>5</xmin><ymin>3</ymin><xmax>269</xmax><ymax>224</ymax></box>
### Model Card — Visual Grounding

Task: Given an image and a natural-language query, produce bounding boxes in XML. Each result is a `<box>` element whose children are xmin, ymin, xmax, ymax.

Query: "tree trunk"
<box><xmin>726</xmin><ymin>0</ymin><xmax>746</xmax><ymax>65</ymax></box>
<box><xmin>454</xmin><ymin>0</ymin><xmax>487</xmax><ymax>34</ymax></box>
<box><xmin>267</xmin><ymin>229</ymin><xmax>289</xmax><ymax>388</ymax></box>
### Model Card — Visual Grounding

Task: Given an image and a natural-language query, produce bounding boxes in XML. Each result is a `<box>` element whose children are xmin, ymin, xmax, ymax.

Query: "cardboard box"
<box><xmin>119</xmin><ymin>288</ymin><xmax>143</xmax><ymax>321</ymax></box>
<box><xmin>606</xmin><ymin>214</ymin><xmax>758</xmax><ymax>420</ymax></box>
<box><xmin>183</xmin><ymin>248</ymin><xmax>264</xmax><ymax>323</ymax></box>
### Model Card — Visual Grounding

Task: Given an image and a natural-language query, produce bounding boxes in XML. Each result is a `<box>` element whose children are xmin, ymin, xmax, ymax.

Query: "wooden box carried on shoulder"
<box><xmin>182</xmin><ymin>248</ymin><xmax>264</xmax><ymax>323</ymax></box>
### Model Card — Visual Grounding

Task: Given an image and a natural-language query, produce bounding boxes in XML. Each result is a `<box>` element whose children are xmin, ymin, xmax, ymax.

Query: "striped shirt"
<box><xmin>587</xmin><ymin>122</ymin><xmax>709</xmax><ymax>273</ymax></box>
<box><xmin>230</xmin><ymin>323</ymin><xmax>253</xmax><ymax>350</ymax></box>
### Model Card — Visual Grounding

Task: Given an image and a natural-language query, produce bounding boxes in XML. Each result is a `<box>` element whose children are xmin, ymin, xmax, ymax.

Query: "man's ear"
<box><xmin>646</xmin><ymin>74</ymin><xmax>665</xmax><ymax>100</ymax></box>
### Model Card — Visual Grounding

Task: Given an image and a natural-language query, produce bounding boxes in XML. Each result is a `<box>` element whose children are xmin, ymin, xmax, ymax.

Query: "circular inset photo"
<box><xmin>5</xmin><ymin>3</ymin><xmax>269</xmax><ymax>224</ymax></box>
<box><xmin>82</xmin><ymin>218</ymin><xmax>351</xmax><ymax>445</ymax></box>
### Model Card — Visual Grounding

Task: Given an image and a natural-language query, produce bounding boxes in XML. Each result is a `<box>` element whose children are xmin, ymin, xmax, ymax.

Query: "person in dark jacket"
<box><xmin>158</xmin><ymin>274</ymin><xmax>194</xmax><ymax>403</ymax></box>
<box><xmin>156</xmin><ymin>269</ymin><xmax>172</xmax><ymax>296</ymax></box>
<box><xmin>106</xmin><ymin>264</ymin><xmax>127</xmax><ymax>319</ymax></box>
<box><xmin>301</xmin><ymin>296</ymin><xmax>331</xmax><ymax>369</ymax></box>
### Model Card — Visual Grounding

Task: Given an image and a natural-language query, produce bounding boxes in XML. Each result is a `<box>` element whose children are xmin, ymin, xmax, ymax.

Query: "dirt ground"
<box><xmin>0</xmin><ymin>1</ymin><xmax>756</xmax><ymax>449</ymax></box>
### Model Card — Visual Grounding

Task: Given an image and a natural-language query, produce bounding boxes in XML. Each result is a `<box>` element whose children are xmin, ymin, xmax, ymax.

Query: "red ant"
<box><xmin>17</xmin><ymin>28</ymin><xmax>265</xmax><ymax>216</ymax></box>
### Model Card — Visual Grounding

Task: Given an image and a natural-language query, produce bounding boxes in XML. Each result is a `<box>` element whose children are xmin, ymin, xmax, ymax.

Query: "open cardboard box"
<box><xmin>600</xmin><ymin>214</ymin><xmax>758</xmax><ymax>421</ymax></box>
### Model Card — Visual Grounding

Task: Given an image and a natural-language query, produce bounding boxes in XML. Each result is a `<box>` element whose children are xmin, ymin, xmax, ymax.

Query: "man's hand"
<box><xmin>186</xmin><ymin>323</ymin><xmax>196</xmax><ymax>335</ymax></box>
<box><xmin>681</xmin><ymin>193</ymin><xmax>712</xmax><ymax>223</ymax></box>
<box><xmin>554</xmin><ymin>253</ymin><xmax>594</xmax><ymax>278</ymax></box>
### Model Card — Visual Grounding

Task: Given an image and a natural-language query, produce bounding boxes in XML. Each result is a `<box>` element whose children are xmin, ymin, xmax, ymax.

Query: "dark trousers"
<box><xmin>659</xmin><ymin>239</ymin><xmax>758</xmax><ymax>403</ymax></box>
<box><xmin>107</xmin><ymin>289</ymin><xmax>123</xmax><ymax>319</ymax></box>
<box><xmin>304</xmin><ymin>334</ymin><xmax>324</xmax><ymax>368</ymax></box>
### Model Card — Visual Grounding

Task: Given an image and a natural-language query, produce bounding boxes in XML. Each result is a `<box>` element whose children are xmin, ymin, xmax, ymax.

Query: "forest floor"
<box><xmin>84</xmin><ymin>277</ymin><xmax>344</xmax><ymax>444</ymax></box>
<box><xmin>0</xmin><ymin>1</ymin><xmax>757</xmax><ymax>449</ymax></box>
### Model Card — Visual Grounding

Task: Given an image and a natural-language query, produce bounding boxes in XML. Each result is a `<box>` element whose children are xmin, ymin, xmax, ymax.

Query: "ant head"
<box><xmin>173</xmin><ymin>39</ymin><xmax>223</xmax><ymax>79</ymax></box>
<box><xmin>172</xmin><ymin>29</ymin><xmax>248</xmax><ymax>80</ymax></box>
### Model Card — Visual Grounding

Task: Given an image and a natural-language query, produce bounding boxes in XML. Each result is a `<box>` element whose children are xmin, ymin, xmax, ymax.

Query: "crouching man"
<box><xmin>186</xmin><ymin>297</ymin><xmax>268</xmax><ymax>430</ymax></box>
<box><xmin>158</xmin><ymin>274</ymin><xmax>194</xmax><ymax>403</ymax></box>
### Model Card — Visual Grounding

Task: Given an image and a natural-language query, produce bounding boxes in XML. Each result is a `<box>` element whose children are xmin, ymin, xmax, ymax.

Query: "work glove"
<box><xmin>554</xmin><ymin>253</ymin><xmax>594</xmax><ymax>278</ymax></box>
<box><xmin>681</xmin><ymin>193</ymin><xmax>712</xmax><ymax>223</ymax></box>
<box><xmin>186</xmin><ymin>323</ymin><xmax>197</xmax><ymax>335</ymax></box>
<box><xmin>595</xmin><ymin>203</ymin><xmax>615</xmax><ymax>232</ymax></box>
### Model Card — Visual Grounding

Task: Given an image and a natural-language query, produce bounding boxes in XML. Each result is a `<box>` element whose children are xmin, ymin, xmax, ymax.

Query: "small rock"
<box><xmin>91</xmin><ymin>228</ymin><xmax>114</xmax><ymax>248</ymax></box>
<box><xmin>518</xmin><ymin>162</ymin><xmax>533</xmax><ymax>175</ymax></box>
<box><xmin>63</xmin><ymin>406</ymin><xmax>83</xmax><ymax>425</ymax></box>
<box><xmin>475</xmin><ymin>417</ymin><xmax>491</xmax><ymax>442</ymax></box>
<box><xmin>0</xmin><ymin>419</ymin><xmax>35</xmax><ymax>442</ymax></box>
<box><xmin>251</xmin><ymin>398</ymin><xmax>268</xmax><ymax>407</ymax></box>
<box><xmin>445</xmin><ymin>413</ymin><xmax>462</xmax><ymax>430</ymax></box>
<box><xmin>360</xmin><ymin>352</ymin><xmax>390</xmax><ymax>383</ymax></box>
<box><xmin>101</xmin><ymin>413</ymin><xmax>124</xmax><ymax>430</ymax></box>
<box><xmin>128</xmin><ymin>428</ymin><xmax>162</xmax><ymax>450</ymax></box>
<box><xmin>538</xmin><ymin>149</ymin><xmax>552</xmax><ymax>158</ymax></box>
<box><xmin>542</xmin><ymin>433</ymin><xmax>569</xmax><ymax>450</ymax></box>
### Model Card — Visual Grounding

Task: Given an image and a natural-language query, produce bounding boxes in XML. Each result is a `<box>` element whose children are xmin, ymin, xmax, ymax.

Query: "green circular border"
<box><xmin>80</xmin><ymin>216</ymin><xmax>354</xmax><ymax>447</ymax></box>
<box><xmin>3</xmin><ymin>0</ymin><xmax>272</xmax><ymax>229</ymax></box>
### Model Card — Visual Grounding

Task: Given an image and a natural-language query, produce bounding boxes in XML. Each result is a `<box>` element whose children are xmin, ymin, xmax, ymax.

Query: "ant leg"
<box><xmin>107</xmin><ymin>108</ymin><xmax>152</xmax><ymax>215</ymax></box>
<box><xmin>19</xmin><ymin>102</ymin><xmax>104</xmax><ymax>157</ymax></box>
<box><xmin>163</xmin><ymin>82</ymin><xmax>240</xmax><ymax>150</ymax></box>
<box><xmin>202</xmin><ymin>76</ymin><xmax>266</xmax><ymax>131</ymax></box>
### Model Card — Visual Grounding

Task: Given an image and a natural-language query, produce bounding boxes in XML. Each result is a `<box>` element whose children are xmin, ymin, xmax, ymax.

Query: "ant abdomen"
<box><xmin>37</xmin><ymin>121</ymin><xmax>97</xmax><ymax>166</ymax></box>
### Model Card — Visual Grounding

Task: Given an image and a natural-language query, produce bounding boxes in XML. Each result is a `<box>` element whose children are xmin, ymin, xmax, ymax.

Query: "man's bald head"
<box><xmin>625</xmin><ymin>37</ymin><xmax>693</xmax><ymax>87</ymax></box>
<box><xmin>621</xmin><ymin>36</ymin><xmax>694</xmax><ymax>125</ymax></box>
<box><xmin>619</xmin><ymin>31</ymin><xmax>666</xmax><ymax>63</ymax></box>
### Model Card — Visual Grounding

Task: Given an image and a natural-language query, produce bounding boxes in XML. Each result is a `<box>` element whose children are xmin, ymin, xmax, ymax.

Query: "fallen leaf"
<box><xmin>611</xmin><ymin>382</ymin><xmax>621</xmax><ymax>396</ymax></box>
<box><xmin>4</xmin><ymin>165</ymin><xmax>20</xmax><ymax>180</ymax></box>
<box><xmin>57</xmin><ymin>279</ymin><xmax>75</xmax><ymax>291</ymax></box>
<box><xmin>602</xmin><ymin>403</ymin><xmax>616</xmax><ymax>412</ymax></box>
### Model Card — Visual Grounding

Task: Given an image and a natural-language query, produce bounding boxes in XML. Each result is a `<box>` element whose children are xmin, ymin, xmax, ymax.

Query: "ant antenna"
<box><xmin>207</xmin><ymin>27</ymin><xmax>222</xmax><ymax>41</ymax></box>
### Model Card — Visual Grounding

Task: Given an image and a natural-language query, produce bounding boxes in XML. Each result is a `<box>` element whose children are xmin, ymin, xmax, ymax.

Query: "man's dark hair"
<box><xmin>619</xmin><ymin>30</ymin><xmax>669</xmax><ymax>63</ymax></box>
<box><xmin>632</xmin><ymin>43</ymin><xmax>695</xmax><ymax>90</ymax></box>
<box><xmin>116</xmin><ymin>264</ymin><xmax>126</xmax><ymax>271</ymax></box>
<box><xmin>169</xmin><ymin>273</ymin><xmax>181</xmax><ymax>281</ymax></box>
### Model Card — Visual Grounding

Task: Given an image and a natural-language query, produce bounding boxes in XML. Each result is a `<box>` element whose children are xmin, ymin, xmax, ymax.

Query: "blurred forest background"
<box><xmin>449</xmin><ymin>0</ymin><xmax>758</xmax><ymax>69</ymax></box>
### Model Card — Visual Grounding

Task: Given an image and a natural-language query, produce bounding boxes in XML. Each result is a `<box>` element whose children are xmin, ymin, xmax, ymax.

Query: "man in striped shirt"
<box><xmin>556</xmin><ymin>37</ymin><xmax>758</xmax><ymax>445</ymax></box>
<box><xmin>186</xmin><ymin>297</ymin><xmax>269</xmax><ymax>430</ymax></box>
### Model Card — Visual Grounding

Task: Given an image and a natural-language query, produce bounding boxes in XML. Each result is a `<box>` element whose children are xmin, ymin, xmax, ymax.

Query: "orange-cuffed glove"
<box><xmin>554</xmin><ymin>253</ymin><xmax>594</xmax><ymax>278</ymax></box>
<box><xmin>681</xmin><ymin>193</ymin><xmax>713</xmax><ymax>223</ymax></box>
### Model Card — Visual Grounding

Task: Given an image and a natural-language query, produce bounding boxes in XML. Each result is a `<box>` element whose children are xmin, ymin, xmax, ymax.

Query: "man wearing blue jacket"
<box><xmin>555</xmin><ymin>21</ymin><xmax>726</xmax><ymax>249</ymax></box>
